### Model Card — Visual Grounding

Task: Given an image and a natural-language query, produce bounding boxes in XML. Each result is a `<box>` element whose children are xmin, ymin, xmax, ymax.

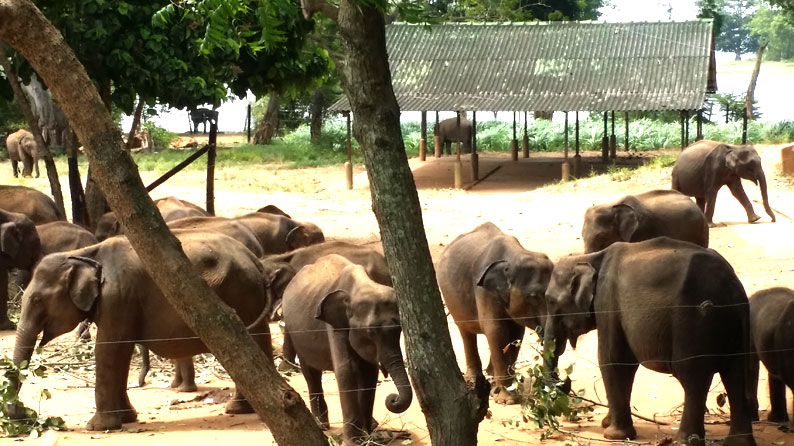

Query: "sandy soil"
<box><xmin>2</xmin><ymin>142</ymin><xmax>794</xmax><ymax>446</ymax></box>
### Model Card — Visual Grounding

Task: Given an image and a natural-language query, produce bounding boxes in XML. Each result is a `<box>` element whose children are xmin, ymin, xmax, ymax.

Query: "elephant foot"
<box><xmin>723</xmin><ymin>433</ymin><xmax>756</xmax><ymax>446</ymax></box>
<box><xmin>603</xmin><ymin>424</ymin><xmax>637</xmax><ymax>441</ymax></box>
<box><xmin>767</xmin><ymin>410</ymin><xmax>789</xmax><ymax>423</ymax></box>
<box><xmin>675</xmin><ymin>431</ymin><xmax>706</xmax><ymax>446</ymax></box>
<box><xmin>86</xmin><ymin>408</ymin><xmax>137</xmax><ymax>431</ymax></box>
<box><xmin>225</xmin><ymin>398</ymin><xmax>255</xmax><ymax>414</ymax></box>
<box><xmin>708</xmin><ymin>221</ymin><xmax>726</xmax><ymax>228</ymax></box>
<box><xmin>176</xmin><ymin>382</ymin><xmax>197</xmax><ymax>393</ymax></box>
<box><xmin>277</xmin><ymin>359</ymin><xmax>300</xmax><ymax>373</ymax></box>
<box><xmin>491</xmin><ymin>385</ymin><xmax>521</xmax><ymax>405</ymax></box>
<box><xmin>0</xmin><ymin>318</ymin><xmax>16</xmax><ymax>331</ymax></box>
<box><xmin>747</xmin><ymin>213</ymin><xmax>762</xmax><ymax>223</ymax></box>
<box><xmin>601</xmin><ymin>413</ymin><xmax>612</xmax><ymax>428</ymax></box>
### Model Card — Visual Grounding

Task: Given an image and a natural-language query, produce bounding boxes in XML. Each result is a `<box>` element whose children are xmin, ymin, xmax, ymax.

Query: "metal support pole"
<box><xmin>601</xmin><ymin>111</ymin><xmax>609</xmax><ymax>162</ymax></box>
<box><xmin>206</xmin><ymin>114</ymin><xmax>217</xmax><ymax>215</ymax></box>
<box><xmin>680</xmin><ymin>110</ymin><xmax>686</xmax><ymax>150</ymax></box>
<box><xmin>609</xmin><ymin>110</ymin><xmax>616</xmax><ymax>160</ymax></box>
<box><xmin>345</xmin><ymin>112</ymin><xmax>353</xmax><ymax>189</ymax></box>
<box><xmin>684</xmin><ymin>110</ymin><xmax>690</xmax><ymax>147</ymax></box>
<box><xmin>522</xmin><ymin>111</ymin><xmax>529</xmax><ymax>158</ymax></box>
<box><xmin>562</xmin><ymin>111</ymin><xmax>570</xmax><ymax>181</ymax></box>
<box><xmin>742</xmin><ymin>107</ymin><xmax>749</xmax><ymax>144</ymax></box>
<box><xmin>472</xmin><ymin>111</ymin><xmax>478</xmax><ymax>181</ymax></box>
<box><xmin>575</xmin><ymin>111</ymin><xmax>581</xmax><ymax>177</ymax></box>
<box><xmin>696</xmin><ymin>109</ymin><xmax>704</xmax><ymax>141</ymax></box>
<box><xmin>624</xmin><ymin>111</ymin><xmax>629</xmax><ymax>151</ymax></box>
<box><xmin>434</xmin><ymin>111</ymin><xmax>441</xmax><ymax>158</ymax></box>
<box><xmin>455</xmin><ymin>111</ymin><xmax>463</xmax><ymax>188</ymax></box>
<box><xmin>246</xmin><ymin>103</ymin><xmax>251</xmax><ymax>143</ymax></box>
<box><xmin>511</xmin><ymin>111</ymin><xmax>518</xmax><ymax>161</ymax></box>
<box><xmin>419</xmin><ymin>111</ymin><xmax>427</xmax><ymax>161</ymax></box>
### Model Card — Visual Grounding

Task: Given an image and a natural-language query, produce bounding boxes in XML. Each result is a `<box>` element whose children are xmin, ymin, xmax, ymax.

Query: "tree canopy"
<box><xmin>430</xmin><ymin>0</ymin><xmax>604</xmax><ymax>21</ymax></box>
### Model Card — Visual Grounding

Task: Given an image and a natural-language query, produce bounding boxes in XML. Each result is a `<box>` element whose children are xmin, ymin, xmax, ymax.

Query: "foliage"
<box><xmin>711</xmin><ymin>0</ymin><xmax>760</xmax><ymax>60</ymax></box>
<box><xmin>439</xmin><ymin>0</ymin><xmax>604</xmax><ymax>21</ymax></box>
<box><xmin>749</xmin><ymin>4</ymin><xmax>794</xmax><ymax>60</ymax></box>
<box><xmin>141</xmin><ymin>121</ymin><xmax>177</xmax><ymax>151</ymax></box>
<box><xmin>705</xmin><ymin>93</ymin><xmax>761</xmax><ymax>122</ymax></box>
<box><xmin>0</xmin><ymin>356</ymin><xmax>66</xmax><ymax>437</ymax></box>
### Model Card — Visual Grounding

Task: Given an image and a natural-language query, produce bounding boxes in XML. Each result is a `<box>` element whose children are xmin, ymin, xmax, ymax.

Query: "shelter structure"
<box><xmin>329</xmin><ymin>20</ymin><xmax>717</xmax><ymax>187</ymax></box>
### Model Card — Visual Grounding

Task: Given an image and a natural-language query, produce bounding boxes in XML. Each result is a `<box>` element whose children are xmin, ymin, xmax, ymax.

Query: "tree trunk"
<box><xmin>83</xmin><ymin>79</ymin><xmax>112</xmax><ymax>229</ymax></box>
<box><xmin>253</xmin><ymin>94</ymin><xmax>279</xmax><ymax>144</ymax></box>
<box><xmin>0</xmin><ymin>43</ymin><xmax>65</xmax><ymax>218</ymax></box>
<box><xmin>309</xmin><ymin>88</ymin><xmax>324</xmax><ymax>144</ymax></box>
<box><xmin>21</xmin><ymin>73</ymin><xmax>69</xmax><ymax>147</ymax></box>
<box><xmin>333</xmin><ymin>2</ymin><xmax>489</xmax><ymax>445</ymax></box>
<box><xmin>66</xmin><ymin>129</ymin><xmax>88</xmax><ymax>227</ymax></box>
<box><xmin>0</xmin><ymin>2</ymin><xmax>329</xmax><ymax>445</ymax></box>
<box><xmin>745</xmin><ymin>42</ymin><xmax>767</xmax><ymax>121</ymax></box>
<box><xmin>125</xmin><ymin>97</ymin><xmax>145</xmax><ymax>152</ymax></box>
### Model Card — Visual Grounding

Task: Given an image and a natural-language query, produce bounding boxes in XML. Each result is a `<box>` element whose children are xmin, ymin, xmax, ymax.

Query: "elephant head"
<box><xmin>543</xmin><ymin>254</ymin><xmax>602</xmax><ymax>361</ymax></box>
<box><xmin>725</xmin><ymin>145</ymin><xmax>775</xmax><ymax>222</ymax></box>
<box><xmin>1</xmin><ymin>209</ymin><xmax>41</xmax><ymax>274</ymax></box>
<box><xmin>94</xmin><ymin>212</ymin><xmax>121</xmax><ymax>241</ymax></box>
<box><xmin>476</xmin><ymin>250</ymin><xmax>554</xmax><ymax>329</ymax></box>
<box><xmin>582</xmin><ymin>203</ymin><xmax>638</xmax><ymax>253</ymax></box>
<box><xmin>286</xmin><ymin>222</ymin><xmax>325</xmax><ymax>250</ymax></box>
<box><xmin>259</xmin><ymin>259</ymin><xmax>297</xmax><ymax>321</ymax></box>
<box><xmin>314</xmin><ymin>265</ymin><xmax>412</xmax><ymax>413</ymax></box>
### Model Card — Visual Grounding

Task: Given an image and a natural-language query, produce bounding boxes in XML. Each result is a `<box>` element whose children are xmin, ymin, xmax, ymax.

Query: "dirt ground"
<box><xmin>2</xmin><ymin>141</ymin><xmax>794</xmax><ymax>446</ymax></box>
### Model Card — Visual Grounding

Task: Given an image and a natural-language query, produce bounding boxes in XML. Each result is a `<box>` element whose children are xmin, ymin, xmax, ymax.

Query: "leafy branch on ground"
<box><xmin>0</xmin><ymin>355</ymin><xmax>66</xmax><ymax>437</ymax></box>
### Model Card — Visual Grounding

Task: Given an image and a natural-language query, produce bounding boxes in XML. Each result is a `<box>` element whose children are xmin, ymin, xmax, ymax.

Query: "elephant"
<box><xmin>189</xmin><ymin>108</ymin><xmax>217</xmax><ymax>134</ymax></box>
<box><xmin>10</xmin><ymin>231</ymin><xmax>273</xmax><ymax>431</ymax></box>
<box><xmin>235</xmin><ymin>211</ymin><xmax>325</xmax><ymax>254</ymax></box>
<box><xmin>94</xmin><ymin>196</ymin><xmax>208</xmax><ymax>241</ymax></box>
<box><xmin>0</xmin><ymin>209</ymin><xmax>41</xmax><ymax>331</ymax></box>
<box><xmin>748</xmin><ymin>287</ymin><xmax>794</xmax><ymax>426</ymax></box>
<box><xmin>581</xmin><ymin>189</ymin><xmax>708</xmax><ymax>253</ymax></box>
<box><xmin>437</xmin><ymin>222</ymin><xmax>556</xmax><ymax>405</ymax></box>
<box><xmin>0</xmin><ymin>185</ymin><xmax>64</xmax><ymax>224</ymax></box>
<box><xmin>672</xmin><ymin>139</ymin><xmax>775</xmax><ymax>226</ymax></box>
<box><xmin>167</xmin><ymin>216</ymin><xmax>267</xmax><ymax>257</ymax></box>
<box><xmin>434</xmin><ymin>116</ymin><xmax>472</xmax><ymax>155</ymax></box>
<box><xmin>282</xmin><ymin>254</ymin><xmax>412</xmax><ymax>445</ymax></box>
<box><xmin>6</xmin><ymin>129</ymin><xmax>40</xmax><ymax>178</ymax></box>
<box><xmin>36</xmin><ymin>221</ymin><xmax>98</xmax><ymax>261</ymax></box>
<box><xmin>543</xmin><ymin>237</ymin><xmax>755</xmax><ymax>446</ymax></box>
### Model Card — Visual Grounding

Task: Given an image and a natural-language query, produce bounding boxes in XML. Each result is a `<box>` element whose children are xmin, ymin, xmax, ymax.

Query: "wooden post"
<box><xmin>696</xmin><ymin>109</ymin><xmax>703</xmax><ymax>141</ymax></box>
<box><xmin>684</xmin><ymin>110</ymin><xmax>689</xmax><ymax>147</ymax></box>
<box><xmin>609</xmin><ymin>110</ymin><xmax>616</xmax><ymax>160</ymax></box>
<box><xmin>575</xmin><ymin>111</ymin><xmax>581</xmax><ymax>177</ymax></box>
<box><xmin>345</xmin><ymin>112</ymin><xmax>353</xmax><ymax>189</ymax></box>
<box><xmin>471</xmin><ymin>111</ymin><xmax>478</xmax><ymax>181</ymax></box>
<box><xmin>742</xmin><ymin>107</ymin><xmax>748</xmax><ymax>144</ymax></box>
<box><xmin>680</xmin><ymin>110</ymin><xmax>686</xmax><ymax>150</ymax></box>
<box><xmin>455</xmin><ymin>111</ymin><xmax>463</xmax><ymax>188</ymax></box>
<box><xmin>511</xmin><ymin>111</ymin><xmax>518</xmax><ymax>161</ymax></box>
<box><xmin>246</xmin><ymin>103</ymin><xmax>252</xmax><ymax>143</ymax></box>
<box><xmin>562</xmin><ymin>111</ymin><xmax>570</xmax><ymax>181</ymax></box>
<box><xmin>434</xmin><ymin>111</ymin><xmax>441</xmax><ymax>158</ymax></box>
<box><xmin>206</xmin><ymin>113</ymin><xmax>217</xmax><ymax>215</ymax></box>
<box><xmin>522</xmin><ymin>111</ymin><xmax>529</xmax><ymax>158</ymax></box>
<box><xmin>419</xmin><ymin>110</ymin><xmax>427</xmax><ymax>161</ymax></box>
<box><xmin>624</xmin><ymin>111</ymin><xmax>629</xmax><ymax>151</ymax></box>
<box><xmin>601</xmin><ymin>111</ymin><xmax>609</xmax><ymax>162</ymax></box>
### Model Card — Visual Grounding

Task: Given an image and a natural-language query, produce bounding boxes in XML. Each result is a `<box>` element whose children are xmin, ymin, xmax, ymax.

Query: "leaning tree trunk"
<box><xmin>0</xmin><ymin>44</ymin><xmax>65</xmax><ymax>218</ymax></box>
<box><xmin>83</xmin><ymin>79</ymin><xmax>112</xmax><ymax>230</ymax></box>
<box><xmin>0</xmin><ymin>2</ymin><xmax>329</xmax><ymax>445</ymax></box>
<box><xmin>125</xmin><ymin>97</ymin><xmax>145</xmax><ymax>152</ymax></box>
<box><xmin>330</xmin><ymin>2</ymin><xmax>490</xmax><ymax>445</ymax></box>
<box><xmin>745</xmin><ymin>42</ymin><xmax>767</xmax><ymax>121</ymax></box>
<box><xmin>253</xmin><ymin>94</ymin><xmax>280</xmax><ymax>144</ymax></box>
<box><xmin>309</xmin><ymin>88</ymin><xmax>324</xmax><ymax>144</ymax></box>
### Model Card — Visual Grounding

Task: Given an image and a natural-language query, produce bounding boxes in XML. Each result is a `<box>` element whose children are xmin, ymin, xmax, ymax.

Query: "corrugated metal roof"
<box><xmin>329</xmin><ymin>21</ymin><xmax>716</xmax><ymax>113</ymax></box>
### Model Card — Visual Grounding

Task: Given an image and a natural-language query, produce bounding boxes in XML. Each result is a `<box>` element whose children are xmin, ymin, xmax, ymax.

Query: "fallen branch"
<box><xmin>559</xmin><ymin>428</ymin><xmax>654</xmax><ymax>444</ymax></box>
<box><xmin>574</xmin><ymin>393</ymin><xmax>670</xmax><ymax>426</ymax></box>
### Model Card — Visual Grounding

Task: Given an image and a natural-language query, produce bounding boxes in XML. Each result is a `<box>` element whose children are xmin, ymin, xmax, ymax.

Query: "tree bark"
<box><xmin>309</xmin><ymin>88</ymin><xmax>324</xmax><ymax>144</ymax></box>
<box><xmin>333</xmin><ymin>2</ymin><xmax>489</xmax><ymax>445</ymax></box>
<box><xmin>0</xmin><ymin>2</ymin><xmax>329</xmax><ymax>445</ymax></box>
<box><xmin>253</xmin><ymin>94</ymin><xmax>280</xmax><ymax>144</ymax></box>
<box><xmin>745</xmin><ymin>42</ymin><xmax>767</xmax><ymax>121</ymax></box>
<box><xmin>83</xmin><ymin>79</ymin><xmax>113</xmax><ymax>229</ymax></box>
<box><xmin>0</xmin><ymin>43</ymin><xmax>65</xmax><ymax>218</ymax></box>
<box><xmin>125</xmin><ymin>97</ymin><xmax>145</xmax><ymax>152</ymax></box>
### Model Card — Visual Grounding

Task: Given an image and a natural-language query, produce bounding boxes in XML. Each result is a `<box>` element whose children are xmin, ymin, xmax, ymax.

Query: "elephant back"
<box><xmin>0</xmin><ymin>185</ymin><xmax>63</xmax><ymax>224</ymax></box>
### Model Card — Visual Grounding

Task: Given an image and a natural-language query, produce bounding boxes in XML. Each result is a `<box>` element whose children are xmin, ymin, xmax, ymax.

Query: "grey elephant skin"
<box><xmin>437</xmin><ymin>222</ymin><xmax>555</xmax><ymax>405</ymax></box>
<box><xmin>6</xmin><ymin>129</ymin><xmax>40</xmax><ymax>178</ymax></box>
<box><xmin>672</xmin><ymin>139</ymin><xmax>775</xmax><ymax>226</ymax></box>
<box><xmin>434</xmin><ymin>116</ymin><xmax>472</xmax><ymax>155</ymax></box>
<box><xmin>749</xmin><ymin>287</ymin><xmax>794</xmax><ymax>426</ymax></box>
<box><xmin>582</xmin><ymin>189</ymin><xmax>708</xmax><ymax>253</ymax></box>
<box><xmin>544</xmin><ymin>237</ymin><xmax>755</xmax><ymax>446</ymax></box>
<box><xmin>36</xmin><ymin>221</ymin><xmax>98</xmax><ymax>261</ymax></box>
<box><xmin>11</xmin><ymin>231</ymin><xmax>273</xmax><ymax>431</ymax></box>
<box><xmin>282</xmin><ymin>254</ymin><xmax>412</xmax><ymax>444</ymax></box>
<box><xmin>0</xmin><ymin>185</ymin><xmax>63</xmax><ymax>224</ymax></box>
<box><xmin>0</xmin><ymin>209</ymin><xmax>41</xmax><ymax>331</ymax></box>
<box><xmin>94</xmin><ymin>196</ymin><xmax>209</xmax><ymax>241</ymax></box>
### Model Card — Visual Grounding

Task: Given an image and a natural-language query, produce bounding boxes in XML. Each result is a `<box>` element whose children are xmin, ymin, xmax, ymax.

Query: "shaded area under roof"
<box><xmin>329</xmin><ymin>21</ymin><xmax>716</xmax><ymax>113</ymax></box>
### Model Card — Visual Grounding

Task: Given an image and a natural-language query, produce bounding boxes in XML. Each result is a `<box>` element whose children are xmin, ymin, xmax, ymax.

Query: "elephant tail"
<box><xmin>138</xmin><ymin>344</ymin><xmax>150</xmax><ymax>387</ymax></box>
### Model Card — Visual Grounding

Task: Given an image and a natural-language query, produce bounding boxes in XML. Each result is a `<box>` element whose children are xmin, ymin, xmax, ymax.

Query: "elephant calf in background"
<box><xmin>581</xmin><ymin>189</ymin><xmax>708</xmax><ymax>253</ymax></box>
<box><xmin>672</xmin><ymin>140</ymin><xmax>775</xmax><ymax>226</ymax></box>
<box><xmin>434</xmin><ymin>116</ymin><xmax>473</xmax><ymax>155</ymax></box>
<box><xmin>283</xmin><ymin>254</ymin><xmax>412</xmax><ymax>444</ymax></box>
<box><xmin>0</xmin><ymin>185</ymin><xmax>64</xmax><ymax>224</ymax></box>
<box><xmin>94</xmin><ymin>196</ymin><xmax>209</xmax><ymax>241</ymax></box>
<box><xmin>544</xmin><ymin>237</ymin><xmax>755</xmax><ymax>446</ymax></box>
<box><xmin>0</xmin><ymin>209</ymin><xmax>41</xmax><ymax>331</ymax></box>
<box><xmin>6</xmin><ymin>129</ymin><xmax>40</xmax><ymax>178</ymax></box>
<box><xmin>437</xmin><ymin>222</ymin><xmax>555</xmax><ymax>405</ymax></box>
<box><xmin>749</xmin><ymin>287</ymin><xmax>794</xmax><ymax>426</ymax></box>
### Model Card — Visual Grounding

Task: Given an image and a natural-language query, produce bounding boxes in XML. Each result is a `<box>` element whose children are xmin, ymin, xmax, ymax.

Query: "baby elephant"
<box><xmin>750</xmin><ymin>287</ymin><xmax>794</xmax><ymax>425</ymax></box>
<box><xmin>282</xmin><ymin>254</ymin><xmax>412</xmax><ymax>445</ymax></box>
<box><xmin>582</xmin><ymin>189</ymin><xmax>708</xmax><ymax>253</ymax></box>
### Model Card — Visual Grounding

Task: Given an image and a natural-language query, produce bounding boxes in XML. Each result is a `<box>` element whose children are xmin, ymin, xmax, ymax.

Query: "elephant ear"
<box><xmin>571</xmin><ymin>262</ymin><xmax>597</xmax><ymax>313</ymax></box>
<box><xmin>257</xmin><ymin>205</ymin><xmax>291</xmax><ymax>219</ymax></box>
<box><xmin>477</xmin><ymin>260</ymin><xmax>510</xmax><ymax>299</ymax></box>
<box><xmin>66</xmin><ymin>256</ymin><xmax>102</xmax><ymax>313</ymax></box>
<box><xmin>612</xmin><ymin>204</ymin><xmax>639</xmax><ymax>242</ymax></box>
<box><xmin>725</xmin><ymin>146</ymin><xmax>739</xmax><ymax>170</ymax></box>
<box><xmin>315</xmin><ymin>290</ymin><xmax>351</xmax><ymax>329</ymax></box>
<box><xmin>0</xmin><ymin>222</ymin><xmax>22</xmax><ymax>259</ymax></box>
<box><xmin>286</xmin><ymin>225</ymin><xmax>311</xmax><ymax>250</ymax></box>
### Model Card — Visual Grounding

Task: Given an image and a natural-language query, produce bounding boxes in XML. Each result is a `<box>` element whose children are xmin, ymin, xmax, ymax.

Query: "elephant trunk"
<box><xmin>380</xmin><ymin>350</ymin><xmax>413</xmax><ymax>413</ymax></box>
<box><xmin>757</xmin><ymin>169</ymin><xmax>776</xmax><ymax>222</ymax></box>
<box><xmin>7</xmin><ymin>322</ymin><xmax>41</xmax><ymax>419</ymax></box>
<box><xmin>542</xmin><ymin>316</ymin><xmax>560</xmax><ymax>371</ymax></box>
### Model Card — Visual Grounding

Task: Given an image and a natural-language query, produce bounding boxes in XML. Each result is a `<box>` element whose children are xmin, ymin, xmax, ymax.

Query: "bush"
<box><xmin>142</xmin><ymin>121</ymin><xmax>177</xmax><ymax>150</ymax></box>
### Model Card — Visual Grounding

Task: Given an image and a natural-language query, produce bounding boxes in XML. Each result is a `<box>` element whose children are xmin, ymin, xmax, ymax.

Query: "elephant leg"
<box><xmin>727</xmin><ymin>179</ymin><xmax>760</xmax><ymax>223</ymax></box>
<box><xmin>11</xmin><ymin>160</ymin><xmax>19</xmax><ymax>177</ymax></box>
<box><xmin>278</xmin><ymin>332</ymin><xmax>300</xmax><ymax>372</ymax></box>
<box><xmin>33</xmin><ymin>158</ymin><xmax>40</xmax><ymax>178</ymax></box>
<box><xmin>600</xmin><ymin>362</ymin><xmax>639</xmax><ymax>440</ymax></box>
<box><xmin>719</xmin><ymin>363</ymin><xmax>756</xmax><ymax>446</ymax></box>
<box><xmin>330</xmin><ymin>336</ymin><xmax>368</xmax><ymax>442</ymax></box>
<box><xmin>87</xmin><ymin>338</ymin><xmax>137</xmax><ymax>430</ymax></box>
<box><xmin>357</xmin><ymin>361</ymin><xmax>379</xmax><ymax>434</ymax></box>
<box><xmin>171</xmin><ymin>357</ymin><xmax>197</xmax><ymax>392</ymax></box>
<box><xmin>767</xmin><ymin>374</ymin><xmax>789</xmax><ymax>422</ymax></box>
<box><xmin>695</xmin><ymin>196</ymin><xmax>706</xmax><ymax>212</ymax></box>
<box><xmin>484</xmin><ymin>321</ymin><xmax>523</xmax><ymax>405</ymax></box>
<box><xmin>748</xmin><ymin>352</ymin><xmax>760</xmax><ymax>422</ymax></box>
<box><xmin>303</xmin><ymin>364</ymin><xmax>329</xmax><ymax>429</ymax></box>
<box><xmin>0</xmin><ymin>270</ymin><xmax>15</xmax><ymax>331</ymax></box>
<box><xmin>675</xmin><ymin>370</ymin><xmax>711</xmax><ymax>446</ymax></box>
<box><xmin>458</xmin><ymin>326</ymin><xmax>482</xmax><ymax>382</ymax></box>
<box><xmin>704</xmin><ymin>189</ymin><xmax>720</xmax><ymax>226</ymax></box>
<box><xmin>224</xmin><ymin>387</ymin><xmax>254</xmax><ymax>414</ymax></box>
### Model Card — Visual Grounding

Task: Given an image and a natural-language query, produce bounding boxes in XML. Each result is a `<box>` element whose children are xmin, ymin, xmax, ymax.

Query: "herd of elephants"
<box><xmin>0</xmin><ymin>137</ymin><xmax>790</xmax><ymax>445</ymax></box>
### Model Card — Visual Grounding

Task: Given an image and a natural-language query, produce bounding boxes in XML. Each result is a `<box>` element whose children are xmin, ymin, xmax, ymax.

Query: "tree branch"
<box><xmin>300</xmin><ymin>0</ymin><xmax>338</xmax><ymax>22</ymax></box>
